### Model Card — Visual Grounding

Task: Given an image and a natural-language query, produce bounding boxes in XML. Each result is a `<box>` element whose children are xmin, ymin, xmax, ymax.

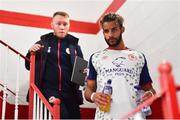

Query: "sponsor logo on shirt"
<box><xmin>128</xmin><ymin>54</ymin><xmax>137</xmax><ymax>61</ymax></box>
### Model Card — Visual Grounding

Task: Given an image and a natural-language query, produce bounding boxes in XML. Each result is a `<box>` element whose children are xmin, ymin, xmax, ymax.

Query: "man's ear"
<box><xmin>121</xmin><ymin>26</ymin><xmax>125</xmax><ymax>33</ymax></box>
<box><xmin>51</xmin><ymin>22</ymin><xmax>53</xmax><ymax>29</ymax></box>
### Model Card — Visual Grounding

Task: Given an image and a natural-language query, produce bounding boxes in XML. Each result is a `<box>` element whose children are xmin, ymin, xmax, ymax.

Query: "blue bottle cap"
<box><xmin>107</xmin><ymin>79</ymin><xmax>112</xmax><ymax>84</ymax></box>
<box><xmin>134</xmin><ymin>85</ymin><xmax>142</xmax><ymax>90</ymax></box>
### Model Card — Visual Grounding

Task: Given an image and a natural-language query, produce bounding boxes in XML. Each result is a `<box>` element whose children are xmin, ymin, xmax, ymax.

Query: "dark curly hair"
<box><xmin>100</xmin><ymin>12</ymin><xmax>124</xmax><ymax>28</ymax></box>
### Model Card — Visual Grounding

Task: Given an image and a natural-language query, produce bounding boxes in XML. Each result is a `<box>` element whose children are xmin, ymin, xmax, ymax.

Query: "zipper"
<box><xmin>57</xmin><ymin>40</ymin><xmax>62</xmax><ymax>91</ymax></box>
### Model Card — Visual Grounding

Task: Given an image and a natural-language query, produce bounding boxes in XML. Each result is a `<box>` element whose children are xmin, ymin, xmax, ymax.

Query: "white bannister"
<box><xmin>14</xmin><ymin>54</ymin><xmax>20</xmax><ymax>120</ymax></box>
<box><xmin>40</xmin><ymin>100</ymin><xmax>43</xmax><ymax>119</ymax></box>
<box><xmin>49</xmin><ymin>112</ymin><xmax>52</xmax><ymax>119</ymax></box>
<box><xmin>1</xmin><ymin>40</ymin><xmax>58</xmax><ymax>119</ymax></box>
<box><xmin>36</xmin><ymin>94</ymin><xmax>39</xmax><ymax>119</ymax></box>
<box><xmin>33</xmin><ymin>92</ymin><xmax>36</xmax><ymax>119</ymax></box>
<box><xmin>32</xmin><ymin>92</ymin><xmax>53</xmax><ymax>120</ymax></box>
<box><xmin>1</xmin><ymin>46</ymin><xmax>9</xmax><ymax>120</ymax></box>
<box><xmin>0</xmin><ymin>43</ymin><xmax>24</xmax><ymax>119</ymax></box>
<box><xmin>44</xmin><ymin>105</ymin><xmax>48</xmax><ymax>120</ymax></box>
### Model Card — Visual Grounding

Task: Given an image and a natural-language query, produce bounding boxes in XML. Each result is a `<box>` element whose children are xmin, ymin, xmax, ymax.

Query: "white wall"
<box><xmin>0</xmin><ymin>0</ymin><xmax>180</xmax><ymax>107</ymax></box>
<box><xmin>118</xmin><ymin>0</ymin><xmax>180</xmax><ymax>91</ymax></box>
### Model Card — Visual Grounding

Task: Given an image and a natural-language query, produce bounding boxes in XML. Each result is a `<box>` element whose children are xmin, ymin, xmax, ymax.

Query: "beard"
<box><xmin>105</xmin><ymin>34</ymin><xmax>122</xmax><ymax>47</ymax></box>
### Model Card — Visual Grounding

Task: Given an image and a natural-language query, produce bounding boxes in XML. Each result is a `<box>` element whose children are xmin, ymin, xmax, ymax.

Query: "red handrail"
<box><xmin>122</xmin><ymin>61</ymin><xmax>180</xmax><ymax>119</ymax></box>
<box><xmin>121</xmin><ymin>92</ymin><xmax>163</xmax><ymax>119</ymax></box>
<box><xmin>0</xmin><ymin>40</ymin><xmax>29</xmax><ymax>104</ymax></box>
<box><xmin>159</xmin><ymin>61</ymin><xmax>180</xmax><ymax>118</ymax></box>
<box><xmin>0</xmin><ymin>83</ymin><xmax>25</xmax><ymax>103</ymax></box>
<box><xmin>0</xmin><ymin>40</ymin><xmax>30</xmax><ymax>62</ymax></box>
<box><xmin>52</xmin><ymin>98</ymin><xmax>60</xmax><ymax>119</ymax></box>
<box><xmin>28</xmin><ymin>52</ymin><xmax>35</xmax><ymax>119</ymax></box>
<box><xmin>0</xmin><ymin>39</ymin><xmax>60</xmax><ymax>119</ymax></box>
<box><xmin>31</xmin><ymin>84</ymin><xmax>53</xmax><ymax>112</ymax></box>
<box><xmin>0</xmin><ymin>83</ymin><xmax>16</xmax><ymax>96</ymax></box>
<box><xmin>177</xmin><ymin>85</ymin><xmax>180</xmax><ymax>91</ymax></box>
<box><xmin>29</xmin><ymin>52</ymin><xmax>60</xmax><ymax>119</ymax></box>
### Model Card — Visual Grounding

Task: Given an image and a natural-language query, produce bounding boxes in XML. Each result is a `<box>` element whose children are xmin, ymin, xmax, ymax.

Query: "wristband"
<box><xmin>90</xmin><ymin>92</ymin><xmax>95</xmax><ymax>102</ymax></box>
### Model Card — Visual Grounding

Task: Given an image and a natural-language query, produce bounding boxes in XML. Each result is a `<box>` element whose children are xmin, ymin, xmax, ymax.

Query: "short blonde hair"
<box><xmin>53</xmin><ymin>11</ymin><xmax>69</xmax><ymax>18</ymax></box>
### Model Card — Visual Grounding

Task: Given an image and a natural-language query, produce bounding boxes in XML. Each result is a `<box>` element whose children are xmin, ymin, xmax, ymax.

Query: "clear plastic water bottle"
<box><xmin>99</xmin><ymin>79</ymin><xmax>112</xmax><ymax>112</ymax></box>
<box><xmin>134</xmin><ymin>85</ymin><xmax>152</xmax><ymax>117</ymax></box>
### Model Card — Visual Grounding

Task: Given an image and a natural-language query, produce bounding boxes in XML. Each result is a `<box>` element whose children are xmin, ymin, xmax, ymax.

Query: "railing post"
<box><xmin>159</xmin><ymin>61</ymin><xmax>179</xmax><ymax>118</ymax></box>
<box><xmin>1</xmin><ymin>46</ymin><xmax>9</xmax><ymax>120</ymax></box>
<box><xmin>52</xmin><ymin>98</ymin><xmax>60</xmax><ymax>119</ymax></box>
<box><xmin>28</xmin><ymin>52</ymin><xmax>36</xmax><ymax>119</ymax></box>
<box><xmin>14</xmin><ymin>54</ymin><xmax>20</xmax><ymax>120</ymax></box>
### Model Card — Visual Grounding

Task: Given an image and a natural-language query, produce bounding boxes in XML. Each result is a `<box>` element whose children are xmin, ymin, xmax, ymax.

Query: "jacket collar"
<box><xmin>40</xmin><ymin>32</ymin><xmax>79</xmax><ymax>45</ymax></box>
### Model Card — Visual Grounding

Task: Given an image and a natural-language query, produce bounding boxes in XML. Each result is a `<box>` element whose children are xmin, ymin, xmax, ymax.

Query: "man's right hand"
<box><xmin>92</xmin><ymin>92</ymin><xmax>111</xmax><ymax>108</ymax></box>
<box><xmin>29</xmin><ymin>44</ymin><xmax>44</xmax><ymax>52</ymax></box>
<box><xmin>49</xmin><ymin>96</ymin><xmax>56</xmax><ymax>103</ymax></box>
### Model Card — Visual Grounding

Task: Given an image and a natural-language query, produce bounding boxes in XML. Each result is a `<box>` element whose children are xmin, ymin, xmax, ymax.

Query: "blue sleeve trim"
<box><xmin>87</xmin><ymin>54</ymin><xmax>97</xmax><ymax>80</ymax></box>
<box><xmin>139</xmin><ymin>54</ymin><xmax>152</xmax><ymax>86</ymax></box>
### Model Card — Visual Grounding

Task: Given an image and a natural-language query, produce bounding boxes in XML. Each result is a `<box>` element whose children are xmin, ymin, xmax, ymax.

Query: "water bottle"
<box><xmin>134</xmin><ymin>85</ymin><xmax>152</xmax><ymax>117</ymax></box>
<box><xmin>99</xmin><ymin>79</ymin><xmax>112</xmax><ymax>112</ymax></box>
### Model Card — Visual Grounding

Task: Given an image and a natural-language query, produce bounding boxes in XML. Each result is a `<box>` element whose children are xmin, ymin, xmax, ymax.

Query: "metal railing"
<box><xmin>0</xmin><ymin>39</ymin><xmax>60</xmax><ymax>119</ymax></box>
<box><xmin>122</xmin><ymin>61</ymin><xmax>180</xmax><ymax>119</ymax></box>
<box><xmin>28</xmin><ymin>52</ymin><xmax>60</xmax><ymax>119</ymax></box>
<box><xmin>0</xmin><ymin>39</ymin><xmax>28</xmax><ymax>119</ymax></box>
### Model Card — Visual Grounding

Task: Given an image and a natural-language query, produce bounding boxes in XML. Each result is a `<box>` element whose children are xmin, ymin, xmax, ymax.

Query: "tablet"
<box><xmin>71</xmin><ymin>56</ymin><xmax>88</xmax><ymax>86</ymax></box>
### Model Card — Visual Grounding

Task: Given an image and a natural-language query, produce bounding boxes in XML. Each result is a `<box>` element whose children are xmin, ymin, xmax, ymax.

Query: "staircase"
<box><xmin>0</xmin><ymin>90</ymin><xmax>96</xmax><ymax>119</ymax></box>
<box><xmin>1</xmin><ymin>39</ymin><xmax>180</xmax><ymax>119</ymax></box>
<box><xmin>0</xmin><ymin>88</ymin><xmax>164</xmax><ymax>119</ymax></box>
<box><xmin>0</xmin><ymin>39</ymin><xmax>96</xmax><ymax>119</ymax></box>
<box><xmin>0</xmin><ymin>91</ymin><xmax>28</xmax><ymax>119</ymax></box>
